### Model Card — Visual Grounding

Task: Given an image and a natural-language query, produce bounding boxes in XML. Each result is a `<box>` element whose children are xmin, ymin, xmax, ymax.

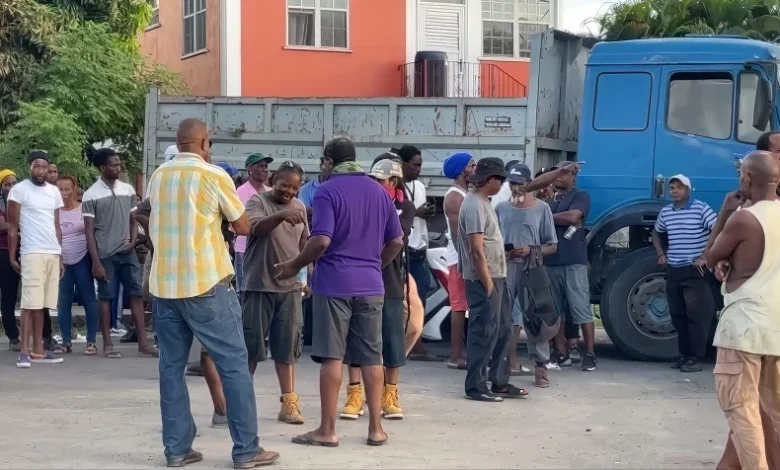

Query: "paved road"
<box><xmin>0</xmin><ymin>337</ymin><xmax>726</xmax><ymax>469</ymax></box>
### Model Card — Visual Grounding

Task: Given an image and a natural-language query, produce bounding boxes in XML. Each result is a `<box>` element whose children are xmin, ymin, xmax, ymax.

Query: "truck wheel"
<box><xmin>600</xmin><ymin>247</ymin><xmax>678</xmax><ymax>361</ymax></box>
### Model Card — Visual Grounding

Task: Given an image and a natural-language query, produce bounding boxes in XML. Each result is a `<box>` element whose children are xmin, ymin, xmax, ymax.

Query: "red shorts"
<box><xmin>447</xmin><ymin>264</ymin><xmax>468</xmax><ymax>312</ymax></box>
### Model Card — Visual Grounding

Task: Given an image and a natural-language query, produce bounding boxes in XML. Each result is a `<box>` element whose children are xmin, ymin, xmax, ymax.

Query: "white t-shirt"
<box><xmin>491</xmin><ymin>182</ymin><xmax>512</xmax><ymax>208</ymax></box>
<box><xmin>8</xmin><ymin>179</ymin><xmax>64</xmax><ymax>255</ymax></box>
<box><xmin>405</xmin><ymin>179</ymin><xmax>428</xmax><ymax>251</ymax></box>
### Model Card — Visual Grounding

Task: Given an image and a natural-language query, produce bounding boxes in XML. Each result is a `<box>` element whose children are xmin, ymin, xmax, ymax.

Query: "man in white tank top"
<box><xmin>705</xmin><ymin>151</ymin><xmax>780</xmax><ymax>470</ymax></box>
<box><xmin>442</xmin><ymin>153</ymin><xmax>476</xmax><ymax>369</ymax></box>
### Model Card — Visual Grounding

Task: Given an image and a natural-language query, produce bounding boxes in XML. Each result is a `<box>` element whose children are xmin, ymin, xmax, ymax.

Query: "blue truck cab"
<box><xmin>575</xmin><ymin>37</ymin><xmax>778</xmax><ymax>360</ymax></box>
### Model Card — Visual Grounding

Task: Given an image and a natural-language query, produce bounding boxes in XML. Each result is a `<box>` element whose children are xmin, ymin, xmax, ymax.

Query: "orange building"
<box><xmin>140</xmin><ymin>0</ymin><xmax>560</xmax><ymax>98</ymax></box>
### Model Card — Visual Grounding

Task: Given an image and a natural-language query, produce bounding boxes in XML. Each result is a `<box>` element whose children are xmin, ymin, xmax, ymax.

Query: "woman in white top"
<box><xmin>55</xmin><ymin>176</ymin><xmax>99</xmax><ymax>355</ymax></box>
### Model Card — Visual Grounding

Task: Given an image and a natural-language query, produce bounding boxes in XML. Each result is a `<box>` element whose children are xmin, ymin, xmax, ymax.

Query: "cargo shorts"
<box><xmin>241</xmin><ymin>290</ymin><xmax>303</xmax><ymax>364</ymax></box>
<box><xmin>311</xmin><ymin>294</ymin><xmax>383</xmax><ymax>366</ymax></box>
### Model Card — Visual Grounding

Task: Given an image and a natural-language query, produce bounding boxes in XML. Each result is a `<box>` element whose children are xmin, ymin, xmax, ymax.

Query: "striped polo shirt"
<box><xmin>654</xmin><ymin>199</ymin><xmax>717</xmax><ymax>268</ymax></box>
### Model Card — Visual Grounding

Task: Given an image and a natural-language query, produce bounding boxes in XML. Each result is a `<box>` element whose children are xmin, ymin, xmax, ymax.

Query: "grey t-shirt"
<box><xmin>82</xmin><ymin>179</ymin><xmax>137</xmax><ymax>259</ymax></box>
<box><xmin>244</xmin><ymin>193</ymin><xmax>309</xmax><ymax>293</ymax></box>
<box><xmin>457</xmin><ymin>191</ymin><xmax>506</xmax><ymax>281</ymax></box>
<box><xmin>495</xmin><ymin>199</ymin><xmax>557</xmax><ymax>266</ymax></box>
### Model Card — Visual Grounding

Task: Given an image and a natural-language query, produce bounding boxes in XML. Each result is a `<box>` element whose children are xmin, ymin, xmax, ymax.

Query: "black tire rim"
<box><xmin>626</xmin><ymin>273</ymin><xmax>676</xmax><ymax>340</ymax></box>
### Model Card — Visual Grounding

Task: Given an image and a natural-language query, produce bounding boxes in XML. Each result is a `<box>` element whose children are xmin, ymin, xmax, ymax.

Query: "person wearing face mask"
<box><xmin>7</xmin><ymin>151</ymin><xmax>65</xmax><ymax>368</ymax></box>
<box><xmin>0</xmin><ymin>169</ymin><xmax>21</xmax><ymax>351</ymax></box>
<box><xmin>340</xmin><ymin>155</ymin><xmax>416</xmax><ymax>422</ymax></box>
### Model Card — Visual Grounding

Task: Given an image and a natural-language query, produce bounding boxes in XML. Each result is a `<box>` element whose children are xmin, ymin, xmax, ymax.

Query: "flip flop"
<box><xmin>367</xmin><ymin>433</ymin><xmax>388</xmax><ymax>446</ymax></box>
<box><xmin>139</xmin><ymin>347</ymin><xmax>159</xmax><ymax>358</ymax></box>
<box><xmin>446</xmin><ymin>361</ymin><xmax>467</xmax><ymax>370</ymax></box>
<box><xmin>491</xmin><ymin>384</ymin><xmax>529</xmax><ymax>399</ymax></box>
<box><xmin>408</xmin><ymin>353</ymin><xmax>443</xmax><ymax>362</ymax></box>
<box><xmin>291</xmin><ymin>432</ymin><xmax>339</xmax><ymax>447</ymax></box>
<box><xmin>104</xmin><ymin>349</ymin><xmax>122</xmax><ymax>359</ymax></box>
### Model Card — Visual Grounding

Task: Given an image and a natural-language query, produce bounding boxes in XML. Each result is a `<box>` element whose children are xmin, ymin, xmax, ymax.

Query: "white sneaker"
<box><xmin>110</xmin><ymin>328</ymin><xmax>126</xmax><ymax>337</ymax></box>
<box><xmin>72</xmin><ymin>333</ymin><xmax>87</xmax><ymax>344</ymax></box>
<box><xmin>545</xmin><ymin>362</ymin><xmax>561</xmax><ymax>371</ymax></box>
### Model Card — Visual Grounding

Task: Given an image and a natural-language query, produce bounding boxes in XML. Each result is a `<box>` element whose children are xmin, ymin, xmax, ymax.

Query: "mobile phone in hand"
<box><xmin>504</xmin><ymin>243</ymin><xmax>515</xmax><ymax>253</ymax></box>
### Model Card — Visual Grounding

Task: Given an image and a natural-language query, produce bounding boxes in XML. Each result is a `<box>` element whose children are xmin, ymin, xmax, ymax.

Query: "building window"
<box><xmin>183</xmin><ymin>0</ymin><xmax>206</xmax><ymax>56</ymax></box>
<box><xmin>482</xmin><ymin>0</ymin><xmax>551</xmax><ymax>58</ymax></box>
<box><xmin>287</xmin><ymin>0</ymin><xmax>348</xmax><ymax>49</ymax></box>
<box><xmin>148</xmin><ymin>0</ymin><xmax>160</xmax><ymax>27</ymax></box>
<box><xmin>667</xmin><ymin>72</ymin><xmax>733</xmax><ymax>140</ymax></box>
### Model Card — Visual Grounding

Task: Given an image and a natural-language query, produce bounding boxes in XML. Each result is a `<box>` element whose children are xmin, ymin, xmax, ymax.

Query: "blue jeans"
<box><xmin>155</xmin><ymin>284</ymin><xmax>259</xmax><ymax>463</ymax></box>
<box><xmin>58</xmin><ymin>254</ymin><xmax>98</xmax><ymax>344</ymax></box>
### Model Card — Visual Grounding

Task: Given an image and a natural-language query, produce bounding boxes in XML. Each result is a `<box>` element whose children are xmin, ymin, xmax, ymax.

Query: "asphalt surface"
<box><xmin>0</xmin><ymin>334</ymin><xmax>727</xmax><ymax>469</ymax></box>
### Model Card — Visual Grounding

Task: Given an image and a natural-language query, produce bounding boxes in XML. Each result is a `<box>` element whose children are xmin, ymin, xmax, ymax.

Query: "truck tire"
<box><xmin>600</xmin><ymin>247</ymin><xmax>678</xmax><ymax>361</ymax></box>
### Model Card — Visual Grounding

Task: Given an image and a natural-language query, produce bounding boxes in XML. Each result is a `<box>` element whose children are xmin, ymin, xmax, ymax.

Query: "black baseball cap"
<box><xmin>27</xmin><ymin>150</ymin><xmax>50</xmax><ymax>165</ymax></box>
<box><xmin>468</xmin><ymin>157</ymin><xmax>507</xmax><ymax>183</ymax></box>
<box><xmin>507</xmin><ymin>162</ymin><xmax>532</xmax><ymax>184</ymax></box>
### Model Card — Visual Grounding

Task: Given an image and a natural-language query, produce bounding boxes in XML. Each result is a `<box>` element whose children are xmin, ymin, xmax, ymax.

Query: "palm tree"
<box><xmin>591</xmin><ymin>0</ymin><xmax>780</xmax><ymax>43</ymax></box>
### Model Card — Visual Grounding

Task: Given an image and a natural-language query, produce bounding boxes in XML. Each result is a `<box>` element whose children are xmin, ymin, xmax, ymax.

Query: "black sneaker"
<box><xmin>558</xmin><ymin>354</ymin><xmax>572</xmax><ymax>367</ymax></box>
<box><xmin>8</xmin><ymin>338</ymin><xmax>20</xmax><ymax>352</ymax></box>
<box><xmin>680</xmin><ymin>358</ymin><xmax>702</xmax><ymax>372</ymax></box>
<box><xmin>120</xmin><ymin>328</ymin><xmax>138</xmax><ymax>343</ymax></box>
<box><xmin>670</xmin><ymin>356</ymin><xmax>686</xmax><ymax>369</ymax></box>
<box><xmin>581</xmin><ymin>353</ymin><xmax>597</xmax><ymax>371</ymax></box>
<box><xmin>465</xmin><ymin>388</ymin><xmax>503</xmax><ymax>402</ymax></box>
<box><xmin>568</xmin><ymin>346</ymin><xmax>582</xmax><ymax>364</ymax></box>
<box><xmin>44</xmin><ymin>336</ymin><xmax>58</xmax><ymax>351</ymax></box>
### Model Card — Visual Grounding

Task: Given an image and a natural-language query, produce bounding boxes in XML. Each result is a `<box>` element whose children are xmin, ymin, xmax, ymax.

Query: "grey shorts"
<box><xmin>546</xmin><ymin>264</ymin><xmax>593</xmax><ymax>325</ymax></box>
<box><xmin>241</xmin><ymin>290</ymin><xmax>303</xmax><ymax>364</ymax></box>
<box><xmin>97</xmin><ymin>252</ymin><xmax>143</xmax><ymax>302</ymax></box>
<box><xmin>347</xmin><ymin>297</ymin><xmax>405</xmax><ymax>368</ymax></box>
<box><xmin>312</xmin><ymin>294</ymin><xmax>383</xmax><ymax>366</ymax></box>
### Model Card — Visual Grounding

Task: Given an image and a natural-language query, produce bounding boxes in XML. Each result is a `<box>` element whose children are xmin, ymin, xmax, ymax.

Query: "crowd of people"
<box><xmin>4</xmin><ymin>118</ymin><xmax>780</xmax><ymax>469</ymax></box>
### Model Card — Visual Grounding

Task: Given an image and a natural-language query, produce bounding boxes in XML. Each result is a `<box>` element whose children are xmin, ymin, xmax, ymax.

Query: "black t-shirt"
<box><xmin>544</xmin><ymin>189</ymin><xmax>591</xmax><ymax>266</ymax></box>
<box><xmin>383</xmin><ymin>198</ymin><xmax>415</xmax><ymax>298</ymax></box>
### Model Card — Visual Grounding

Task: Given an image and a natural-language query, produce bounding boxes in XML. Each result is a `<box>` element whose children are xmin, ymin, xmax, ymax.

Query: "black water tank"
<box><xmin>414</xmin><ymin>51</ymin><xmax>447</xmax><ymax>98</ymax></box>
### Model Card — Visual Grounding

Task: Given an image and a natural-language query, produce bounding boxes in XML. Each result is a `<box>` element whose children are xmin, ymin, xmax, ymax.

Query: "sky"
<box><xmin>561</xmin><ymin>0</ymin><xmax>613</xmax><ymax>35</ymax></box>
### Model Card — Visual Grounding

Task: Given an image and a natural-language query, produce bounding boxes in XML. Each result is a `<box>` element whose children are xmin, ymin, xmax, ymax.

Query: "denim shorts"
<box><xmin>97</xmin><ymin>251</ymin><xmax>142</xmax><ymax>302</ymax></box>
<box><xmin>546</xmin><ymin>264</ymin><xmax>592</xmax><ymax>325</ymax></box>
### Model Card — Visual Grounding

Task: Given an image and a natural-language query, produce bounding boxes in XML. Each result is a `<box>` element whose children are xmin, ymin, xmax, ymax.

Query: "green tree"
<box><xmin>592</xmin><ymin>0</ymin><xmax>780</xmax><ymax>42</ymax></box>
<box><xmin>0</xmin><ymin>0</ymin><xmax>186</xmax><ymax>183</ymax></box>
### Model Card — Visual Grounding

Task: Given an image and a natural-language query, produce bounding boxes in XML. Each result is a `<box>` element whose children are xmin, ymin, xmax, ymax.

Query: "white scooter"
<box><xmin>421</xmin><ymin>231</ymin><xmax>464</xmax><ymax>341</ymax></box>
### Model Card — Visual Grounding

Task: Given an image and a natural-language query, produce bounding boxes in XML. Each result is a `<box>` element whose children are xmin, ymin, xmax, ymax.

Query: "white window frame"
<box><xmin>286</xmin><ymin>0</ymin><xmax>350</xmax><ymax>50</ymax></box>
<box><xmin>182</xmin><ymin>0</ymin><xmax>207</xmax><ymax>57</ymax></box>
<box><xmin>147</xmin><ymin>0</ymin><xmax>160</xmax><ymax>29</ymax></box>
<box><xmin>482</xmin><ymin>0</ymin><xmax>552</xmax><ymax>59</ymax></box>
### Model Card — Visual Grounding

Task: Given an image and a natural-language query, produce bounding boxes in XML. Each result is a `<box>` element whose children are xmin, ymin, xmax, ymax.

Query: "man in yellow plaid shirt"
<box><xmin>146</xmin><ymin>118</ymin><xmax>279</xmax><ymax>468</ymax></box>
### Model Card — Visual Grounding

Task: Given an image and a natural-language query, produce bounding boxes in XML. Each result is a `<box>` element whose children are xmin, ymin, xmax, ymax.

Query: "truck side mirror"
<box><xmin>753</xmin><ymin>75</ymin><xmax>772</xmax><ymax>130</ymax></box>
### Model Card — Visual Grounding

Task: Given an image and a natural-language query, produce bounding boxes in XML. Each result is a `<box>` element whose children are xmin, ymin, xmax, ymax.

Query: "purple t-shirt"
<box><xmin>310</xmin><ymin>173</ymin><xmax>403</xmax><ymax>297</ymax></box>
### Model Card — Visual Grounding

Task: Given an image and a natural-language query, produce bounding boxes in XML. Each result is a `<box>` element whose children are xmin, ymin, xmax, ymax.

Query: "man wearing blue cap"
<box><xmin>442</xmin><ymin>152</ymin><xmax>476</xmax><ymax>370</ymax></box>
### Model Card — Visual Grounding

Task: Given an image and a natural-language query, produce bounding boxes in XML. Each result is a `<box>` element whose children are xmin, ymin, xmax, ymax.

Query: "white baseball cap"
<box><xmin>164</xmin><ymin>145</ymin><xmax>178</xmax><ymax>162</ymax></box>
<box><xmin>669</xmin><ymin>174</ymin><xmax>691</xmax><ymax>190</ymax></box>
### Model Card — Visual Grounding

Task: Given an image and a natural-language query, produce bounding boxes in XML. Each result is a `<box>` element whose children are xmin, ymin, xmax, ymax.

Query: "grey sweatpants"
<box><xmin>506</xmin><ymin>263</ymin><xmax>560</xmax><ymax>366</ymax></box>
<box><xmin>464</xmin><ymin>278</ymin><xmax>510</xmax><ymax>393</ymax></box>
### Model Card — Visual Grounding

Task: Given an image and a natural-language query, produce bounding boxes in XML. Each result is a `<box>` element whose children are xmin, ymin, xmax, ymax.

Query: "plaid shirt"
<box><xmin>146</xmin><ymin>153</ymin><xmax>245</xmax><ymax>299</ymax></box>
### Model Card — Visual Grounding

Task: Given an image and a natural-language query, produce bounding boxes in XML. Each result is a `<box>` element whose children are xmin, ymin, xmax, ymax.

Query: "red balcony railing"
<box><xmin>398</xmin><ymin>61</ymin><xmax>527</xmax><ymax>99</ymax></box>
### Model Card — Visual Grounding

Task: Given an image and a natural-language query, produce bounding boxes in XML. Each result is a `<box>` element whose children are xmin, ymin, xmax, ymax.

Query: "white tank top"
<box><xmin>444</xmin><ymin>186</ymin><xmax>468</xmax><ymax>267</ymax></box>
<box><xmin>714</xmin><ymin>199</ymin><xmax>780</xmax><ymax>356</ymax></box>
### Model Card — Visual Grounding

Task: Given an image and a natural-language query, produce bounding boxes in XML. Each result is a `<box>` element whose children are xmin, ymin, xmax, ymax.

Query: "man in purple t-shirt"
<box><xmin>276</xmin><ymin>137</ymin><xmax>404</xmax><ymax>448</ymax></box>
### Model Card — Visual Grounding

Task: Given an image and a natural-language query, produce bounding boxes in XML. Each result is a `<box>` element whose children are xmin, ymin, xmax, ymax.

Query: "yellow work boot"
<box><xmin>381</xmin><ymin>384</ymin><xmax>404</xmax><ymax>420</ymax></box>
<box><xmin>278</xmin><ymin>392</ymin><xmax>304</xmax><ymax>425</ymax></box>
<box><xmin>339</xmin><ymin>383</ymin><xmax>365</xmax><ymax>420</ymax></box>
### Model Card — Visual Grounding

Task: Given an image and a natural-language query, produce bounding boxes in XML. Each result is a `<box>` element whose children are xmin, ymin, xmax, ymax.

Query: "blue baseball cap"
<box><xmin>507</xmin><ymin>162</ymin><xmax>532</xmax><ymax>184</ymax></box>
<box><xmin>216</xmin><ymin>161</ymin><xmax>238</xmax><ymax>177</ymax></box>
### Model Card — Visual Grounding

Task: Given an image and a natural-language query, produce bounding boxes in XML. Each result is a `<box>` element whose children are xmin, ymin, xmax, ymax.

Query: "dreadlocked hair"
<box><xmin>86</xmin><ymin>147</ymin><xmax>117</xmax><ymax>168</ymax></box>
